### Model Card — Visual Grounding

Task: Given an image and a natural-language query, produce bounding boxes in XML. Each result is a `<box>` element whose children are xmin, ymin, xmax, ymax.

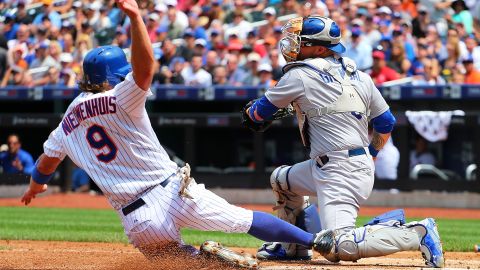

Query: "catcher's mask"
<box><xmin>280</xmin><ymin>16</ymin><xmax>346</xmax><ymax>62</ymax></box>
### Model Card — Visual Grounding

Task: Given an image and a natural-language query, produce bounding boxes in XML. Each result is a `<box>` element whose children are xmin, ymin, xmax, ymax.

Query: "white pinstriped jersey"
<box><xmin>43</xmin><ymin>72</ymin><xmax>178</xmax><ymax>209</ymax></box>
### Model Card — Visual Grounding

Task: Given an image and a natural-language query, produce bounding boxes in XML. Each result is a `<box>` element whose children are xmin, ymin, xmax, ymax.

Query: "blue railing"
<box><xmin>1</xmin><ymin>84</ymin><xmax>480</xmax><ymax>101</ymax></box>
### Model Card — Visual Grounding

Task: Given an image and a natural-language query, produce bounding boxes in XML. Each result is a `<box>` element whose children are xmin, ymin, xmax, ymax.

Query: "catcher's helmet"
<box><xmin>280</xmin><ymin>16</ymin><xmax>345</xmax><ymax>62</ymax></box>
<box><xmin>82</xmin><ymin>45</ymin><xmax>132</xmax><ymax>87</ymax></box>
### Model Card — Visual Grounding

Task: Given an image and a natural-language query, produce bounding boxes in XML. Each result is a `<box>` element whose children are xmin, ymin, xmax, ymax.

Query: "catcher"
<box><xmin>241</xmin><ymin>15</ymin><xmax>444</xmax><ymax>268</ymax></box>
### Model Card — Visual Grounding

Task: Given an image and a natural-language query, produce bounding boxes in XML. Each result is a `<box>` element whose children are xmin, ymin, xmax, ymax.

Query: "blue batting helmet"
<box><xmin>82</xmin><ymin>45</ymin><xmax>132</xmax><ymax>87</ymax></box>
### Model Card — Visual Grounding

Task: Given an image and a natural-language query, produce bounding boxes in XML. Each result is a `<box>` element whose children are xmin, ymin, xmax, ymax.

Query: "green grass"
<box><xmin>0</xmin><ymin>207</ymin><xmax>477</xmax><ymax>251</ymax></box>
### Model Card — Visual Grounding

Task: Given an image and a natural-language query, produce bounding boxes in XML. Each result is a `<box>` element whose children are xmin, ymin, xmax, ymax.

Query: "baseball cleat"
<box><xmin>418</xmin><ymin>218</ymin><xmax>445</xmax><ymax>268</ymax></box>
<box><xmin>312</xmin><ymin>229</ymin><xmax>335</xmax><ymax>256</ymax></box>
<box><xmin>200</xmin><ymin>240</ymin><xmax>259</xmax><ymax>269</ymax></box>
<box><xmin>256</xmin><ymin>242</ymin><xmax>312</xmax><ymax>260</ymax></box>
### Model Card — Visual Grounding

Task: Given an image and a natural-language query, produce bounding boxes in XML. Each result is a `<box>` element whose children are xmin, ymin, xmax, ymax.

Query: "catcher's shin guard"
<box><xmin>257</xmin><ymin>165</ymin><xmax>321</xmax><ymax>260</ymax></box>
<box><xmin>323</xmin><ymin>220</ymin><xmax>421</xmax><ymax>262</ymax></box>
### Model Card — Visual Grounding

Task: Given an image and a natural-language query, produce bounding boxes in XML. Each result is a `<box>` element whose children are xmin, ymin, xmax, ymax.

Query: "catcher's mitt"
<box><xmin>241</xmin><ymin>100</ymin><xmax>294</xmax><ymax>132</ymax></box>
<box><xmin>200</xmin><ymin>240</ymin><xmax>259</xmax><ymax>269</ymax></box>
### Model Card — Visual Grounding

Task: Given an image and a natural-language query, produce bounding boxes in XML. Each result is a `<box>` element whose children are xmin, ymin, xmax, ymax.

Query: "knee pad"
<box><xmin>269</xmin><ymin>165</ymin><xmax>309</xmax><ymax>224</ymax></box>
<box><xmin>270</xmin><ymin>165</ymin><xmax>292</xmax><ymax>193</ymax></box>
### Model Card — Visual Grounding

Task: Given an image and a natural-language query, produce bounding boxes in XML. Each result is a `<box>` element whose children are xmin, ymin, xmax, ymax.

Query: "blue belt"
<box><xmin>316</xmin><ymin>147</ymin><xmax>367</xmax><ymax>168</ymax></box>
<box><xmin>121</xmin><ymin>176</ymin><xmax>172</xmax><ymax>216</ymax></box>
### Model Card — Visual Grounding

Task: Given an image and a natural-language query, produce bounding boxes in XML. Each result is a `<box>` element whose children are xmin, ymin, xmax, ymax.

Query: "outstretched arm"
<box><xmin>21</xmin><ymin>154</ymin><xmax>62</xmax><ymax>205</ymax></box>
<box><xmin>116</xmin><ymin>0</ymin><xmax>154</xmax><ymax>91</ymax></box>
<box><xmin>368</xmin><ymin>109</ymin><xmax>396</xmax><ymax>160</ymax></box>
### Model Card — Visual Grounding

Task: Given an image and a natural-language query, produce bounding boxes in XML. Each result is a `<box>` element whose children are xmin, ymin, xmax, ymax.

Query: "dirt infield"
<box><xmin>0</xmin><ymin>240</ymin><xmax>479</xmax><ymax>270</ymax></box>
<box><xmin>2</xmin><ymin>193</ymin><xmax>480</xmax><ymax>269</ymax></box>
<box><xmin>2</xmin><ymin>193</ymin><xmax>480</xmax><ymax>219</ymax></box>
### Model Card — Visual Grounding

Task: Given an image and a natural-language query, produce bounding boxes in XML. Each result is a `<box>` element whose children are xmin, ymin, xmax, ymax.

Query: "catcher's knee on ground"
<box><xmin>266</xmin><ymin>165</ymin><xmax>321</xmax><ymax>257</ymax></box>
<box><xmin>323</xmin><ymin>221</ymin><xmax>421</xmax><ymax>262</ymax></box>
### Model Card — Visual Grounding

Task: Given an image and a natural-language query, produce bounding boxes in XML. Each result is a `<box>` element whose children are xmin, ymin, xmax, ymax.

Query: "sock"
<box><xmin>247</xmin><ymin>211</ymin><xmax>314</xmax><ymax>247</ymax></box>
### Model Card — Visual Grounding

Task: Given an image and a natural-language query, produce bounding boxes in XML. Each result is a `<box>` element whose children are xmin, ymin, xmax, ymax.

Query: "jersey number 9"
<box><xmin>86</xmin><ymin>124</ymin><xmax>118</xmax><ymax>163</ymax></box>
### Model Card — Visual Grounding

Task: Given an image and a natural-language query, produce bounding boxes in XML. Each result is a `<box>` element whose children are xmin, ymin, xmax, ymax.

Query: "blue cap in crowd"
<box><xmin>169</xmin><ymin>57</ymin><xmax>185</xmax><ymax>70</ymax></box>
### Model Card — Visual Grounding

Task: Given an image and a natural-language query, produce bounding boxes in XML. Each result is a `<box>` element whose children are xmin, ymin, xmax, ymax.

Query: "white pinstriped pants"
<box><xmin>117</xmin><ymin>175</ymin><xmax>253</xmax><ymax>249</ymax></box>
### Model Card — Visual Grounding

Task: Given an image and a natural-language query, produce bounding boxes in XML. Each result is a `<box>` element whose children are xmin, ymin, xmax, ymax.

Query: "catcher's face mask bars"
<box><xmin>280</xmin><ymin>17</ymin><xmax>303</xmax><ymax>62</ymax></box>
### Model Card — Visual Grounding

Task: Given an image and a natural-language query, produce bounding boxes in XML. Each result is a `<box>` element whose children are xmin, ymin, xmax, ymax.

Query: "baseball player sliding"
<box><xmin>20</xmin><ymin>1</ymin><xmax>335</xmax><ymax>267</ymax></box>
<box><xmin>242</xmin><ymin>16</ymin><xmax>444</xmax><ymax>267</ymax></box>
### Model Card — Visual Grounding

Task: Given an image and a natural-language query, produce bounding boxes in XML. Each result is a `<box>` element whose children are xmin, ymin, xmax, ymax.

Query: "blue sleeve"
<box><xmin>21</xmin><ymin>151</ymin><xmax>35</xmax><ymax>175</ymax></box>
<box><xmin>248</xmin><ymin>96</ymin><xmax>279</xmax><ymax>123</ymax></box>
<box><xmin>372</xmin><ymin>109</ymin><xmax>396</xmax><ymax>134</ymax></box>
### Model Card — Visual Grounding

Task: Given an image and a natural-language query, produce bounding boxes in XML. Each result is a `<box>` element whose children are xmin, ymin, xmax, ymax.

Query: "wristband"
<box><xmin>31</xmin><ymin>166</ymin><xmax>54</xmax><ymax>184</ymax></box>
<box><xmin>368</xmin><ymin>144</ymin><xmax>379</xmax><ymax>157</ymax></box>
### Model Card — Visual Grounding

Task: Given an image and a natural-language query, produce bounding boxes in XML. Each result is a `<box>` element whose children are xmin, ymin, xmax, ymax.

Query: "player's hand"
<box><xmin>115</xmin><ymin>0</ymin><xmax>140</xmax><ymax>18</ymax></box>
<box><xmin>21</xmin><ymin>179</ymin><xmax>48</xmax><ymax>206</ymax></box>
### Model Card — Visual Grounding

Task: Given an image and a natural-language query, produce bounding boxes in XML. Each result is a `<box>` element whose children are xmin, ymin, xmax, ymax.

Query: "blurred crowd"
<box><xmin>0</xmin><ymin>0</ymin><xmax>480</xmax><ymax>88</ymax></box>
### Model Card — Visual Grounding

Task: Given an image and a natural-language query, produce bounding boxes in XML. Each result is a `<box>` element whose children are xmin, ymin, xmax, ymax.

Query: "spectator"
<box><xmin>112</xmin><ymin>27</ymin><xmax>130</xmax><ymax>49</ymax></box>
<box><xmin>375</xmin><ymin>137</ymin><xmax>400</xmax><ymax>180</ymax></box>
<box><xmin>275</xmin><ymin>0</ymin><xmax>301</xmax><ymax>17</ymax></box>
<box><xmin>193</xmin><ymin>39</ymin><xmax>207</xmax><ymax>58</ymax></box>
<box><xmin>450</xmin><ymin>0</ymin><xmax>474</xmax><ymax>34</ymax></box>
<box><xmin>6</xmin><ymin>24</ymin><xmax>29</xmax><ymax>55</ymax></box>
<box><xmin>412</xmin><ymin>58</ymin><xmax>446</xmax><ymax>85</ymax></box>
<box><xmin>441</xmin><ymin>40</ymin><xmax>461</xmax><ymax>82</ymax></box>
<box><xmin>345</xmin><ymin>28</ymin><xmax>372</xmax><ymax>71</ymax></box>
<box><xmin>362</xmin><ymin>16</ymin><xmax>382</xmax><ymax>48</ymax></box>
<box><xmin>28</xmin><ymin>42</ymin><xmax>60</xmax><ymax>87</ymax></box>
<box><xmin>205</xmin><ymin>50</ymin><xmax>219</xmax><ymax>76</ymax></box>
<box><xmin>206</xmin><ymin>0</ymin><xmax>226</xmax><ymax>23</ymax></box>
<box><xmin>412</xmin><ymin>5</ymin><xmax>431</xmax><ymax>38</ymax></box>
<box><xmin>257</xmin><ymin>63</ymin><xmax>276</xmax><ymax>89</ymax></box>
<box><xmin>463</xmin><ymin>35</ymin><xmax>480</xmax><ymax>70</ymax></box>
<box><xmin>0</xmin><ymin>64</ymin><xmax>27</xmax><ymax>86</ymax></box>
<box><xmin>177</xmin><ymin>29</ymin><xmax>196</xmax><ymax>61</ymax></box>
<box><xmin>224</xmin><ymin>11</ymin><xmax>253</xmax><ymax>41</ymax></box>
<box><xmin>410</xmin><ymin>136</ymin><xmax>436</xmax><ymax>171</ymax></box>
<box><xmin>224</xmin><ymin>0</ymin><xmax>253</xmax><ymax>24</ymax></box>
<box><xmin>226</xmin><ymin>54</ymin><xmax>248</xmax><ymax>86</ymax></box>
<box><xmin>181</xmin><ymin>55</ymin><xmax>212</xmax><ymax>86</ymax></box>
<box><xmin>155</xmin><ymin>56</ymin><xmax>186</xmax><ymax>85</ymax></box>
<box><xmin>58</xmin><ymin>52</ymin><xmax>76</xmax><ymax>87</ymax></box>
<box><xmin>166</xmin><ymin>8</ymin><xmax>186</xmax><ymax>39</ymax></box>
<box><xmin>32</xmin><ymin>0</ymin><xmax>62</xmax><ymax>30</ymax></box>
<box><xmin>94</xmin><ymin>6</ymin><xmax>112</xmax><ymax>30</ymax></box>
<box><xmin>0</xmin><ymin>134</ymin><xmax>34</xmax><ymax>175</ymax></box>
<box><xmin>269</xmin><ymin>49</ymin><xmax>284</xmax><ymax>81</ymax></box>
<box><xmin>159</xmin><ymin>39</ymin><xmax>179</xmax><ymax>68</ymax></box>
<box><xmin>146</xmin><ymin>13</ymin><xmax>161</xmax><ymax>43</ymax></box>
<box><xmin>388</xmin><ymin>41</ymin><xmax>411</xmax><ymax>76</ymax></box>
<box><xmin>14</xmin><ymin>0</ymin><xmax>33</xmax><ymax>25</ymax></box>
<box><xmin>258</xmin><ymin>7</ymin><xmax>280</xmax><ymax>40</ymax></box>
<box><xmin>213</xmin><ymin>65</ymin><xmax>228</xmax><ymax>85</ymax></box>
<box><xmin>462</xmin><ymin>56</ymin><xmax>480</xmax><ymax>84</ymax></box>
<box><xmin>370</xmin><ymin>50</ymin><xmax>400</xmax><ymax>85</ymax></box>
<box><xmin>243</xmin><ymin>52</ymin><xmax>261</xmax><ymax>85</ymax></box>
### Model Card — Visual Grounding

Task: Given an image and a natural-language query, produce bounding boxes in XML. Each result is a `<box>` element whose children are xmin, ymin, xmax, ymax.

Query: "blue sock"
<box><xmin>247</xmin><ymin>211</ymin><xmax>314</xmax><ymax>247</ymax></box>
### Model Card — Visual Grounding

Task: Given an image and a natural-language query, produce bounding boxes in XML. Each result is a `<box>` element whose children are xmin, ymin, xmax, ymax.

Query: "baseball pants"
<box><xmin>288</xmin><ymin>147</ymin><xmax>375</xmax><ymax>231</ymax></box>
<box><xmin>117</xmin><ymin>174</ymin><xmax>253</xmax><ymax>249</ymax></box>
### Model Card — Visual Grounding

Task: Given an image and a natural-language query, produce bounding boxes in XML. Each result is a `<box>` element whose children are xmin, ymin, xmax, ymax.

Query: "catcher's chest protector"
<box><xmin>285</xmin><ymin>57</ymin><xmax>368</xmax><ymax>147</ymax></box>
